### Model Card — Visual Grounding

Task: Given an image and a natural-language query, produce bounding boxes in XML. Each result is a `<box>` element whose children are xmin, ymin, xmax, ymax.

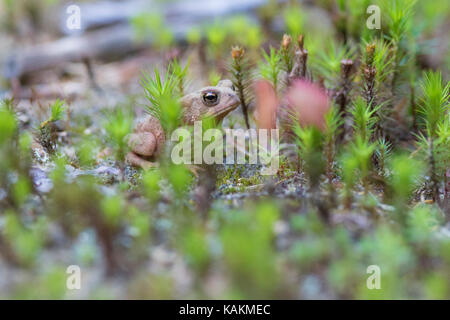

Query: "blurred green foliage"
<box><xmin>259</xmin><ymin>47</ymin><xmax>282</xmax><ymax>93</ymax></box>
<box><xmin>131</xmin><ymin>12</ymin><xmax>174</xmax><ymax>49</ymax></box>
<box><xmin>103</xmin><ymin>108</ymin><xmax>133</xmax><ymax>162</ymax></box>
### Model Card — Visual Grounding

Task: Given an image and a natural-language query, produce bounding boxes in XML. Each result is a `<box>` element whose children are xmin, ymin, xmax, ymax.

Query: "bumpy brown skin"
<box><xmin>126</xmin><ymin>80</ymin><xmax>240</xmax><ymax>169</ymax></box>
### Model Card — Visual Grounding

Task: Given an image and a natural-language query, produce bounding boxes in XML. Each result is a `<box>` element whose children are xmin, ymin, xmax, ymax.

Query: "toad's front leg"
<box><xmin>126</xmin><ymin>132</ymin><xmax>159</xmax><ymax>170</ymax></box>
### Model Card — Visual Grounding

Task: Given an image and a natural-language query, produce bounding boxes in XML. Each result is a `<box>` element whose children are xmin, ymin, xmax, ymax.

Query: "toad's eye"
<box><xmin>202</xmin><ymin>91</ymin><xmax>219</xmax><ymax>106</ymax></box>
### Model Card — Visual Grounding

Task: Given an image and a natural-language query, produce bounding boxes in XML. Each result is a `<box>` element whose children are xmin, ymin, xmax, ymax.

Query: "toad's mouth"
<box><xmin>204</xmin><ymin>100</ymin><xmax>240</xmax><ymax>122</ymax></box>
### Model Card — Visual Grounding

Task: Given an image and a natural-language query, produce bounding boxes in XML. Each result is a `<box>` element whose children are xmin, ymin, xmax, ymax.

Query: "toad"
<box><xmin>126</xmin><ymin>80</ymin><xmax>240</xmax><ymax>169</ymax></box>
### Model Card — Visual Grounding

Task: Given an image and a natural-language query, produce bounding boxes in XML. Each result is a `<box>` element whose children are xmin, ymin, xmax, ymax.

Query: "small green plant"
<box><xmin>141</xmin><ymin>169</ymin><xmax>161</xmax><ymax>203</ymax></box>
<box><xmin>293</xmin><ymin>124</ymin><xmax>325</xmax><ymax>190</ymax></box>
<box><xmin>361</xmin><ymin>43</ymin><xmax>377</xmax><ymax>108</ymax></box>
<box><xmin>334</xmin><ymin>59</ymin><xmax>355</xmax><ymax>138</ymax></box>
<box><xmin>435</xmin><ymin>116</ymin><xmax>450</xmax><ymax>208</ymax></box>
<box><xmin>324</xmin><ymin>106</ymin><xmax>343</xmax><ymax>186</ymax></box>
<box><xmin>419</xmin><ymin>71</ymin><xmax>449</xmax><ymax>138</ymax></box>
<box><xmin>375</xmin><ymin>137</ymin><xmax>392</xmax><ymax>178</ymax></box>
<box><xmin>49</xmin><ymin>99</ymin><xmax>65</xmax><ymax>122</ymax></box>
<box><xmin>416</xmin><ymin>71</ymin><xmax>450</xmax><ymax>203</ymax></box>
<box><xmin>103</xmin><ymin>107</ymin><xmax>133</xmax><ymax>162</ymax></box>
<box><xmin>347</xmin><ymin>0</ymin><xmax>372</xmax><ymax>40</ymax></box>
<box><xmin>76</xmin><ymin>137</ymin><xmax>99</xmax><ymax>167</ymax></box>
<box><xmin>340</xmin><ymin>151</ymin><xmax>359</xmax><ymax>209</ymax></box>
<box><xmin>407</xmin><ymin>37</ymin><xmax>419</xmax><ymax>132</ymax></box>
<box><xmin>49</xmin><ymin>175</ymin><xmax>124</xmax><ymax>276</ymax></box>
<box><xmin>283</xmin><ymin>5</ymin><xmax>305</xmax><ymax>39</ymax></box>
<box><xmin>0</xmin><ymin>99</ymin><xmax>41</xmax><ymax>266</ymax></box>
<box><xmin>230</xmin><ymin>46</ymin><xmax>252</xmax><ymax>129</ymax></box>
<box><xmin>38</xmin><ymin>99</ymin><xmax>66</xmax><ymax>154</ymax></box>
<box><xmin>243</xmin><ymin>24</ymin><xmax>264</xmax><ymax>51</ymax></box>
<box><xmin>379</xmin><ymin>0</ymin><xmax>417</xmax><ymax>95</ymax></box>
<box><xmin>2</xmin><ymin>210</ymin><xmax>47</xmax><ymax>267</ymax></box>
<box><xmin>226</xmin><ymin>16</ymin><xmax>263</xmax><ymax>50</ymax></box>
<box><xmin>0</xmin><ymin>100</ymin><xmax>17</xmax><ymax>145</ymax></box>
<box><xmin>131</xmin><ymin>12</ymin><xmax>174</xmax><ymax>49</ymax></box>
<box><xmin>259</xmin><ymin>47</ymin><xmax>282</xmax><ymax>93</ymax></box>
<box><xmin>142</xmin><ymin>66</ymin><xmax>182</xmax><ymax>133</ymax></box>
<box><xmin>206</xmin><ymin>22</ymin><xmax>227</xmax><ymax>61</ymax></box>
<box><xmin>178</xmin><ymin>225</ymin><xmax>211</xmax><ymax>275</ymax></box>
<box><xmin>360</xmin><ymin>39</ymin><xmax>395</xmax><ymax>136</ymax></box>
<box><xmin>388</xmin><ymin>154</ymin><xmax>424</xmax><ymax>224</ymax></box>
<box><xmin>220</xmin><ymin>202</ymin><xmax>280</xmax><ymax>298</ymax></box>
<box><xmin>370</xmin><ymin>39</ymin><xmax>395</xmax><ymax>86</ymax></box>
<box><xmin>311</xmin><ymin>39</ymin><xmax>349</xmax><ymax>86</ymax></box>
<box><xmin>208</xmin><ymin>70</ymin><xmax>221</xmax><ymax>86</ymax></box>
<box><xmin>280</xmin><ymin>34</ymin><xmax>293</xmax><ymax>76</ymax></box>
<box><xmin>186</xmin><ymin>27</ymin><xmax>202</xmax><ymax>45</ymax></box>
<box><xmin>335</xmin><ymin>0</ymin><xmax>348</xmax><ymax>43</ymax></box>
<box><xmin>346</xmin><ymin>136</ymin><xmax>376</xmax><ymax>197</ymax></box>
<box><xmin>351</xmin><ymin>96</ymin><xmax>381</xmax><ymax>142</ymax></box>
<box><xmin>142</xmin><ymin>67</ymin><xmax>177</xmax><ymax>115</ymax></box>
<box><xmin>169</xmin><ymin>58</ymin><xmax>190</xmax><ymax>97</ymax></box>
<box><xmin>380</xmin><ymin>0</ymin><xmax>417</xmax><ymax>44</ymax></box>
